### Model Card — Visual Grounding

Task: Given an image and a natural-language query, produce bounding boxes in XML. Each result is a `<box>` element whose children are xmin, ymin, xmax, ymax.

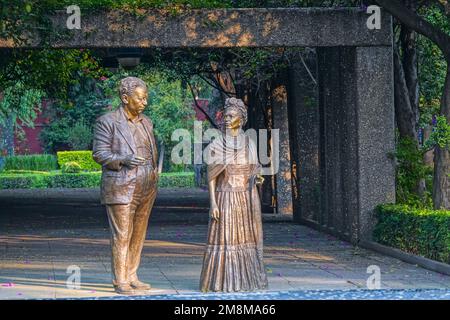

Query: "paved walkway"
<box><xmin>0</xmin><ymin>188</ymin><xmax>449</xmax><ymax>299</ymax></box>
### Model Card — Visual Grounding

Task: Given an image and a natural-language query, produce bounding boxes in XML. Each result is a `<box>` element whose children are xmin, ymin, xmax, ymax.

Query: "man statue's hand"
<box><xmin>121</xmin><ymin>155</ymin><xmax>146</xmax><ymax>168</ymax></box>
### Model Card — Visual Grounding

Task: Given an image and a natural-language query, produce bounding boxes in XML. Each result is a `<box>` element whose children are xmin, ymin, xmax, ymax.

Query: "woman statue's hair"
<box><xmin>224</xmin><ymin>97</ymin><xmax>247</xmax><ymax>126</ymax></box>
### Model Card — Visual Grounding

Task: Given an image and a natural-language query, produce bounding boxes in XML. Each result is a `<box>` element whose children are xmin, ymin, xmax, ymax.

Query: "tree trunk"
<box><xmin>394</xmin><ymin>45</ymin><xmax>418</xmax><ymax>141</ymax></box>
<box><xmin>400</xmin><ymin>25</ymin><xmax>420</xmax><ymax>131</ymax></box>
<box><xmin>432</xmin><ymin>65</ymin><xmax>450</xmax><ymax>209</ymax></box>
<box><xmin>400</xmin><ymin>23</ymin><xmax>428</xmax><ymax>196</ymax></box>
<box><xmin>375</xmin><ymin>0</ymin><xmax>450</xmax><ymax>209</ymax></box>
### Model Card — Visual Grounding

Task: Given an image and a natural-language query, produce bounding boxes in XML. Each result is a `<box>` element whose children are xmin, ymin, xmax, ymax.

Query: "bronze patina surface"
<box><xmin>200</xmin><ymin>97</ymin><xmax>268</xmax><ymax>292</ymax></box>
<box><xmin>92</xmin><ymin>77</ymin><xmax>158</xmax><ymax>295</ymax></box>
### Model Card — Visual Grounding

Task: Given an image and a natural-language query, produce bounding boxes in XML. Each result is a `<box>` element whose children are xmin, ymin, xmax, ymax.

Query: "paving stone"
<box><xmin>1</xmin><ymin>189</ymin><xmax>450</xmax><ymax>300</ymax></box>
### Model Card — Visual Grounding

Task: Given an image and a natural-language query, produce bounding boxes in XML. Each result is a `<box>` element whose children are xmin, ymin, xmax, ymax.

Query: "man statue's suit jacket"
<box><xmin>92</xmin><ymin>107</ymin><xmax>159</xmax><ymax>205</ymax></box>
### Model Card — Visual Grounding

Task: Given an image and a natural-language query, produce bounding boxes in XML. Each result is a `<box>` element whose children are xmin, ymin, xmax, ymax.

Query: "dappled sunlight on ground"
<box><xmin>1</xmin><ymin>212</ymin><xmax>450</xmax><ymax>299</ymax></box>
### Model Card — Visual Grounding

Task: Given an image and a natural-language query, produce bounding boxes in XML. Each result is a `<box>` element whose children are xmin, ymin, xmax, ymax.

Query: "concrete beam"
<box><xmin>0</xmin><ymin>8</ymin><xmax>392</xmax><ymax>48</ymax></box>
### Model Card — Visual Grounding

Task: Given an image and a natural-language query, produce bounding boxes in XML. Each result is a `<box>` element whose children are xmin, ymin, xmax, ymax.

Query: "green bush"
<box><xmin>47</xmin><ymin>172</ymin><xmax>101</xmax><ymax>188</ymax></box>
<box><xmin>67</xmin><ymin>121</ymin><xmax>93</xmax><ymax>151</ymax></box>
<box><xmin>57</xmin><ymin>151</ymin><xmax>101</xmax><ymax>171</ymax></box>
<box><xmin>158</xmin><ymin>172</ymin><xmax>195</xmax><ymax>188</ymax></box>
<box><xmin>0</xmin><ymin>171</ymin><xmax>101</xmax><ymax>189</ymax></box>
<box><xmin>394</xmin><ymin>137</ymin><xmax>433</xmax><ymax>208</ymax></box>
<box><xmin>0</xmin><ymin>172</ymin><xmax>50</xmax><ymax>189</ymax></box>
<box><xmin>0</xmin><ymin>171</ymin><xmax>194</xmax><ymax>189</ymax></box>
<box><xmin>2</xmin><ymin>154</ymin><xmax>58</xmax><ymax>172</ymax></box>
<box><xmin>61</xmin><ymin>161</ymin><xmax>82</xmax><ymax>173</ymax></box>
<box><xmin>3</xmin><ymin>170</ymin><xmax>53</xmax><ymax>174</ymax></box>
<box><xmin>374</xmin><ymin>204</ymin><xmax>450</xmax><ymax>264</ymax></box>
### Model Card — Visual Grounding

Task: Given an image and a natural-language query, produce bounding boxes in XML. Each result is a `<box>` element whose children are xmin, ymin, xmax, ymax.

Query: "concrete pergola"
<box><xmin>0</xmin><ymin>8</ymin><xmax>396</xmax><ymax>244</ymax></box>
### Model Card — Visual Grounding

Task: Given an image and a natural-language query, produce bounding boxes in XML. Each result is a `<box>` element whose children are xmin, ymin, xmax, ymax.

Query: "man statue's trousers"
<box><xmin>105</xmin><ymin>164</ymin><xmax>157</xmax><ymax>286</ymax></box>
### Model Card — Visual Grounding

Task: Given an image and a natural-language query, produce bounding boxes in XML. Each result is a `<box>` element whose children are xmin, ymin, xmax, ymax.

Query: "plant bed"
<box><xmin>0</xmin><ymin>171</ymin><xmax>195</xmax><ymax>189</ymax></box>
<box><xmin>1</xmin><ymin>154</ymin><xmax>58</xmax><ymax>172</ymax></box>
<box><xmin>374</xmin><ymin>204</ymin><xmax>450</xmax><ymax>264</ymax></box>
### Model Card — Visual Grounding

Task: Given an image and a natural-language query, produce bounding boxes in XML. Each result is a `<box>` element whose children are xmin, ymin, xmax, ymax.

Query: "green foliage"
<box><xmin>61</xmin><ymin>161</ymin><xmax>82</xmax><ymax>173</ymax></box>
<box><xmin>38</xmin><ymin>117</ymin><xmax>71</xmax><ymax>152</ymax></box>
<box><xmin>0</xmin><ymin>81</ymin><xmax>45</xmax><ymax>129</ymax></box>
<box><xmin>98</xmin><ymin>66</ymin><xmax>196</xmax><ymax>171</ymax></box>
<box><xmin>2</xmin><ymin>154</ymin><xmax>58</xmax><ymax>172</ymax></box>
<box><xmin>0</xmin><ymin>170</ymin><xmax>101</xmax><ymax>189</ymax></box>
<box><xmin>423</xmin><ymin>116</ymin><xmax>450</xmax><ymax>150</ymax></box>
<box><xmin>0</xmin><ymin>1</ymin><xmax>55</xmax><ymax>45</ymax></box>
<box><xmin>0</xmin><ymin>171</ymin><xmax>194</xmax><ymax>189</ymax></box>
<box><xmin>57</xmin><ymin>151</ymin><xmax>101</xmax><ymax>171</ymax></box>
<box><xmin>67</xmin><ymin>121</ymin><xmax>94</xmax><ymax>151</ymax></box>
<box><xmin>0</xmin><ymin>172</ymin><xmax>51</xmax><ymax>189</ymax></box>
<box><xmin>39</xmin><ymin>0</ymin><xmax>234</xmax><ymax>11</ymax></box>
<box><xmin>0</xmin><ymin>49</ymin><xmax>108</xmax><ymax>144</ymax></box>
<box><xmin>100</xmin><ymin>67</ymin><xmax>195</xmax><ymax>144</ymax></box>
<box><xmin>0</xmin><ymin>50</ymin><xmax>104</xmax><ymax>99</ymax></box>
<box><xmin>418</xmin><ymin>5</ymin><xmax>450</xmax><ymax>127</ymax></box>
<box><xmin>39</xmin><ymin>76</ymin><xmax>110</xmax><ymax>153</ymax></box>
<box><xmin>158</xmin><ymin>171</ymin><xmax>195</xmax><ymax>187</ymax></box>
<box><xmin>394</xmin><ymin>137</ymin><xmax>433</xmax><ymax>208</ymax></box>
<box><xmin>374</xmin><ymin>204</ymin><xmax>450</xmax><ymax>264</ymax></box>
<box><xmin>2</xmin><ymin>170</ymin><xmax>52</xmax><ymax>174</ymax></box>
<box><xmin>46</xmin><ymin>172</ymin><xmax>101</xmax><ymax>188</ymax></box>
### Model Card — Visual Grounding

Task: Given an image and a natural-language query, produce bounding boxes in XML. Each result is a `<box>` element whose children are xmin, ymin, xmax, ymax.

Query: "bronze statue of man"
<box><xmin>92</xmin><ymin>77</ymin><xmax>158</xmax><ymax>295</ymax></box>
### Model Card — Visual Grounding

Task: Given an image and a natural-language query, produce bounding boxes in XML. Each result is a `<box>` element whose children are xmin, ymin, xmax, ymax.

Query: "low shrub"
<box><xmin>47</xmin><ymin>172</ymin><xmax>101</xmax><ymax>188</ymax></box>
<box><xmin>3</xmin><ymin>170</ymin><xmax>53</xmax><ymax>174</ymax></box>
<box><xmin>374</xmin><ymin>204</ymin><xmax>450</xmax><ymax>264</ymax></box>
<box><xmin>2</xmin><ymin>154</ymin><xmax>58</xmax><ymax>172</ymax></box>
<box><xmin>57</xmin><ymin>151</ymin><xmax>101</xmax><ymax>171</ymax></box>
<box><xmin>61</xmin><ymin>161</ymin><xmax>82</xmax><ymax>173</ymax></box>
<box><xmin>394</xmin><ymin>137</ymin><xmax>433</xmax><ymax>208</ymax></box>
<box><xmin>0</xmin><ymin>173</ymin><xmax>50</xmax><ymax>189</ymax></box>
<box><xmin>158</xmin><ymin>172</ymin><xmax>195</xmax><ymax>188</ymax></box>
<box><xmin>0</xmin><ymin>171</ymin><xmax>194</xmax><ymax>189</ymax></box>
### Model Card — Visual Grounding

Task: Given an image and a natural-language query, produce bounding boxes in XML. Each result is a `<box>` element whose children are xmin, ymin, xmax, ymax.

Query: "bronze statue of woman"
<box><xmin>199</xmin><ymin>97</ymin><xmax>268</xmax><ymax>292</ymax></box>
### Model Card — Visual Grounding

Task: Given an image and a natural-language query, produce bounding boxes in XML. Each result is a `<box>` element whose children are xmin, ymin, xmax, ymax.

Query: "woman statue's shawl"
<box><xmin>205</xmin><ymin>132</ymin><xmax>260</xmax><ymax>183</ymax></box>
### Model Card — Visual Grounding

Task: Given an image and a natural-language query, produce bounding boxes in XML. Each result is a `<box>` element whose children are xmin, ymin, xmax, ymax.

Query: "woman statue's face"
<box><xmin>224</xmin><ymin>107</ymin><xmax>242</xmax><ymax>130</ymax></box>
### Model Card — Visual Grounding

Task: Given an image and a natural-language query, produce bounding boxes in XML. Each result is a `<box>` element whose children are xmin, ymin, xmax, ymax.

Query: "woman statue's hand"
<box><xmin>209</xmin><ymin>203</ymin><xmax>220</xmax><ymax>221</ymax></box>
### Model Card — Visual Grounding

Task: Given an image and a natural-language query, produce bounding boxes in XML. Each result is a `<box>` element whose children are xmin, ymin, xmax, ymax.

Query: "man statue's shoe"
<box><xmin>114</xmin><ymin>283</ymin><xmax>135</xmax><ymax>295</ymax></box>
<box><xmin>130</xmin><ymin>279</ymin><xmax>151</xmax><ymax>291</ymax></box>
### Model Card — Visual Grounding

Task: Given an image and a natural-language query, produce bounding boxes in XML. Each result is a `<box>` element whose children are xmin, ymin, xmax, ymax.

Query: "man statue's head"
<box><xmin>119</xmin><ymin>77</ymin><xmax>148</xmax><ymax>117</ymax></box>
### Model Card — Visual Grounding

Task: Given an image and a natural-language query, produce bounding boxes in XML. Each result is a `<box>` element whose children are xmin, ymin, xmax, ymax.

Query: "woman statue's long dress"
<box><xmin>199</xmin><ymin>98</ymin><xmax>268</xmax><ymax>292</ymax></box>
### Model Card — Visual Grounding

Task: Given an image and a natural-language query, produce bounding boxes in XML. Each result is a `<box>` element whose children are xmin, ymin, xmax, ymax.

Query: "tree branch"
<box><xmin>187</xmin><ymin>81</ymin><xmax>218</xmax><ymax>129</ymax></box>
<box><xmin>376</xmin><ymin>0</ymin><xmax>450</xmax><ymax>59</ymax></box>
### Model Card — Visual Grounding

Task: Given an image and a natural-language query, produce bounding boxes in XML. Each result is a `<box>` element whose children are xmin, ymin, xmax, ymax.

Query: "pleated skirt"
<box><xmin>199</xmin><ymin>190</ymin><xmax>268</xmax><ymax>292</ymax></box>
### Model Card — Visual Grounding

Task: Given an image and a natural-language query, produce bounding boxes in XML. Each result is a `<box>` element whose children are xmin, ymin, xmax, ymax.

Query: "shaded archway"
<box><xmin>0</xmin><ymin>8</ymin><xmax>396</xmax><ymax>243</ymax></box>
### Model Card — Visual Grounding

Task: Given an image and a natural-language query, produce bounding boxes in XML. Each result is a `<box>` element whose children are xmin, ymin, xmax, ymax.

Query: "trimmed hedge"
<box><xmin>374</xmin><ymin>204</ymin><xmax>450</xmax><ymax>264</ymax></box>
<box><xmin>158</xmin><ymin>172</ymin><xmax>195</xmax><ymax>188</ymax></box>
<box><xmin>57</xmin><ymin>151</ymin><xmax>101</xmax><ymax>171</ymax></box>
<box><xmin>61</xmin><ymin>161</ymin><xmax>82</xmax><ymax>173</ymax></box>
<box><xmin>0</xmin><ymin>171</ymin><xmax>101</xmax><ymax>189</ymax></box>
<box><xmin>1</xmin><ymin>154</ymin><xmax>58</xmax><ymax>172</ymax></box>
<box><xmin>0</xmin><ymin>171</ymin><xmax>194</xmax><ymax>189</ymax></box>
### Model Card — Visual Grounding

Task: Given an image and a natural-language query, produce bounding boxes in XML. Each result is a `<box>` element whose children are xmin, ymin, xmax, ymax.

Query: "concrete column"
<box><xmin>354</xmin><ymin>46</ymin><xmax>396</xmax><ymax>240</ymax></box>
<box><xmin>316</xmin><ymin>46</ymin><xmax>396</xmax><ymax>243</ymax></box>
<box><xmin>271</xmin><ymin>75</ymin><xmax>294</xmax><ymax>216</ymax></box>
<box><xmin>248</xmin><ymin>85</ymin><xmax>274</xmax><ymax>213</ymax></box>
<box><xmin>287</xmin><ymin>51</ymin><xmax>320</xmax><ymax>223</ymax></box>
